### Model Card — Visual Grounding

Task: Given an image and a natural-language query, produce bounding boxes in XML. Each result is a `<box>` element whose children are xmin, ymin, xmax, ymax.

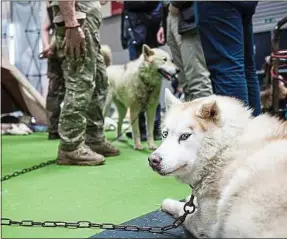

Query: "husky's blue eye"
<box><xmin>162</xmin><ymin>131</ymin><xmax>168</xmax><ymax>138</ymax></box>
<box><xmin>179</xmin><ymin>133</ymin><xmax>192</xmax><ymax>141</ymax></box>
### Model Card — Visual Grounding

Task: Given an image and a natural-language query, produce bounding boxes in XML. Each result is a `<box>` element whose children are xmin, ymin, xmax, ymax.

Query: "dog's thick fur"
<box><xmin>149</xmin><ymin>88</ymin><xmax>287</xmax><ymax>238</ymax></box>
<box><xmin>102</xmin><ymin>45</ymin><xmax>179</xmax><ymax>150</ymax></box>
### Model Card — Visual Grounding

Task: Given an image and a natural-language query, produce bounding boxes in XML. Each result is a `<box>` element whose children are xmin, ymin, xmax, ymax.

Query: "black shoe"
<box><xmin>48</xmin><ymin>132</ymin><xmax>60</xmax><ymax>140</ymax></box>
<box><xmin>125</xmin><ymin>132</ymin><xmax>147</xmax><ymax>141</ymax></box>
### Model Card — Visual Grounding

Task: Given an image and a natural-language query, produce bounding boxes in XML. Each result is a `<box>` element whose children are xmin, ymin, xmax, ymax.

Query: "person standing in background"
<box><xmin>157</xmin><ymin>1</ymin><xmax>213</xmax><ymax>102</ymax></box>
<box><xmin>40</xmin><ymin>1</ymin><xmax>65</xmax><ymax>140</ymax></box>
<box><xmin>194</xmin><ymin>1</ymin><xmax>261</xmax><ymax>116</ymax></box>
<box><xmin>121</xmin><ymin>1</ymin><xmax>163</xmax><ymax>142</ymax></box>
<box><xmin>51</xmin><ymin>0</ymin><xmax>120</xmax><ymax>166</ymax></box>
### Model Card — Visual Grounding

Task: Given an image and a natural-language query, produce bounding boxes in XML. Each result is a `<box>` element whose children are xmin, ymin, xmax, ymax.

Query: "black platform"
<box><xmin>91</xmin><ymin>209</ymin><xmax>195</xmax><ymax>238</ymax></box>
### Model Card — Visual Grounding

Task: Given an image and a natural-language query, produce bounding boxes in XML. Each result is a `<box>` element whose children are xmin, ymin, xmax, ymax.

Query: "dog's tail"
<box><xmin>101</xmin><ymin>44</ymin><xmax>112</xmax><ymax>67</ymax></box>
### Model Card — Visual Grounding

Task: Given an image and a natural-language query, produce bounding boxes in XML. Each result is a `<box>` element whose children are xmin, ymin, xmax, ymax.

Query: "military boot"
<box><xmin>88</xmin><ymin>140</ymin><xmax>120</xmax><ymax>157</ymax></box>
<box><xmin>57</xmin><ymin>144</ymin><xmax>105</xmax><ymax>166</ymax></box>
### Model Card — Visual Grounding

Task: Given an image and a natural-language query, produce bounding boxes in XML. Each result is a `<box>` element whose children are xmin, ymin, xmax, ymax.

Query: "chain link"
<box><xmin>1</xmin><ymin>195</ymin><xmax>194</xmax><ymax>233</ymax></box>
<box><xmin>1</xmin><ymin>219</ymin><xmax>177</xmax><ymax>233</ymax></box>
<box><xmin>1</xmin><ymin>195</ymin><xmax>195</xmax><ymax>233</ymax></box>
<box><xmin>1</xmin><ymin>159</ymin><xmax>57</xmax><ymax>182</ymax></box>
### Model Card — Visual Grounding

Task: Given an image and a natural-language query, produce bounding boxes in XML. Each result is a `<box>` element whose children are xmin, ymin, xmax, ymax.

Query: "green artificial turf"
<box><xmin>1</xmin><ymin>132</ymin><xmax>189</xmax><ymax>238</ymax></box>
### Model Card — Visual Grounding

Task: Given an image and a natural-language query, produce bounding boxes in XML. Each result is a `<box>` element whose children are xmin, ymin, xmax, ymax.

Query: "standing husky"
<box><xmin>148</xmin><ymin>88</ymin><xmax>287</xmax><ymax>238</ymax></box>
<box><xmin>103</xmin><ymin>45</ymin><xmax>179</xmax><ymax>150</ymax></box>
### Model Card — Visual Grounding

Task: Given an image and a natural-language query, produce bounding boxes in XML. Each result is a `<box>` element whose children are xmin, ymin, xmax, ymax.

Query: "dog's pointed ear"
<box><xmin>195</xmin><ymin>98</ymin><xmax>220</xmax><ymax>121</ymax></box>
<box><xmin>142</xmin><ymin>44</ymin><xmax>154</xmax><ymax>60</ymax></box>
<box><xmin>165</xmin><ymin>88</ymin><xmax>182</xmax><ymax>110</ymax></box>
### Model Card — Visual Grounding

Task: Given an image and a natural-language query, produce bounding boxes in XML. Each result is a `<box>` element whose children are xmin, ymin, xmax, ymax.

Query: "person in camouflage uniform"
<box><xmin>46</xmin><ymin>51</ymin><xmax>65</xmax><ymax>139</ymax></box>
<box><xmin>41</xmin><ymin>1</ymin><xmax>65</xmax><ymax>140</ymax></box>
<box><xmin>51</xmin><ymin>0</ymin><xmax>120</xmax><ymax>165</ymax></box>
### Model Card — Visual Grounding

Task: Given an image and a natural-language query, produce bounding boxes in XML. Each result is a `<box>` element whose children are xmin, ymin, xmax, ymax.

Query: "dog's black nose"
<box><xmin>176</xmin><ymin>68</ymin><xmax>180</xmax><ymax>74</ymax></box>
<box><xmin>148</xmin><ymin>153</ymin><xmax>162</xmax><ymax>171</ymax></box>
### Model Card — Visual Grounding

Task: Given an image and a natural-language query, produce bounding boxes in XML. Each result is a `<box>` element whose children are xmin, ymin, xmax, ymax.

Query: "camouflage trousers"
<box><xmin>55</xmin><ymin>23</ymin><xmax>108</xmax><ymax>151</ymax></box>
<box><xmin>46</xmin><ymin>51</ymin><xmax>65</xmax><ymax>134</ymax></box>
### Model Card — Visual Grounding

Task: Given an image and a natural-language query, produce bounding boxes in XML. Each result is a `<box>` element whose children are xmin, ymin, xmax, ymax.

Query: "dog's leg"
<box><xmin>161</xmin><ymin>198</ymin><xmax>207</xmax><ymax>238</ymax></box>
<box><xmin>114</xmin><ymin>98</ymin><xmax>127</xmax><ymax>142</ymax></box>
<box><xmin>146</xmin><ymin>103</ymin><xmax>158</xmax><ymax>150</ymax></box>
<box><xmin>161</xmin><ymin>198</ymin><xmax>185</xmax><ymax>218</ymax></box>
<box><xmin>103</xmin><ymin>90</ymin><xmax>113</xmax><ymax>117</ymax></box>
<box><xmin>162</xmin><ymin>197</ymin><xmax>198</xmax><ymax>217</ymax></box>
<box><xmin>130</xmin><ymin>103</ymin><xmax>142</xmax><ymax>150</ymax></box>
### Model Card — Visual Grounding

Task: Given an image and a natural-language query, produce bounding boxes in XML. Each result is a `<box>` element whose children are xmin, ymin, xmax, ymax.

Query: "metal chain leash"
<box><xmin>1</xmin><ymin>159</ymin><xmax>56</xmax><ymax>182</ymax></box>
<box><xmin>1</xmin><ymin>195</ymin><xmax>195</xmax><ymax>233</ymax></box>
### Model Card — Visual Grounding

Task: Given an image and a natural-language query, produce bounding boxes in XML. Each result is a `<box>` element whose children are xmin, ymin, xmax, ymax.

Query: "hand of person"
<box><xmin>39</xmin><ymin>43</ymin><xmax>55</xmax><ymax>59</ymax></box>
<box><xmin>169</xmin><ymin>4</ymin><xmax>180</xmax><ymax>15</ymax></box>
<box><xmin>157</xmin><ymin>26</ymin><xmax>165</xmax><ymax>44</ymax></box>
<box><xmin>62</xmin><ymin>26</ymin><xmax>85</xmax><ymax>59</ymax></box>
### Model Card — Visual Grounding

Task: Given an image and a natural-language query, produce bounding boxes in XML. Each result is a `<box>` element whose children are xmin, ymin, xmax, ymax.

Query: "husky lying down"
<box><xmin>148</xmin><ymin>88</ymin><xmax>287</xmax><ymax>238</ymax></box>
<box><xmin>103</xmin><ymin>45</ymin><xmax>179</xmax><ymax>150</ymax></box>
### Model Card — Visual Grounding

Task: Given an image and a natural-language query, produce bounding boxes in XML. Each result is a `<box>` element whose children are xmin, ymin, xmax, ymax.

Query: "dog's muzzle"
<box><xmin>148</xmin><ymin>153</ymin><xmax>162</xmax><ymax>172</ymax></box>
<box><xmin>158</xmin><ymin>68</ymin><xmax>180</xmax><ymax>81</ymax></box>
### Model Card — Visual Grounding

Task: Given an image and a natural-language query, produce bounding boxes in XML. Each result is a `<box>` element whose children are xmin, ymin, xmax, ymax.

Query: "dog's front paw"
<box><xmin>161</xmin><ymin>198</ymin><xmax>174</xmax><ymax>214</ymax></box>
<box><xmin>134</xmin><ymin>143</ymin><xmax>143</xmax><ymax>150</ymax></box>
<box><xmin>161</xmin><ymin>198</ymin><xmax>182</xmax><ymax>218</ymax></box>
